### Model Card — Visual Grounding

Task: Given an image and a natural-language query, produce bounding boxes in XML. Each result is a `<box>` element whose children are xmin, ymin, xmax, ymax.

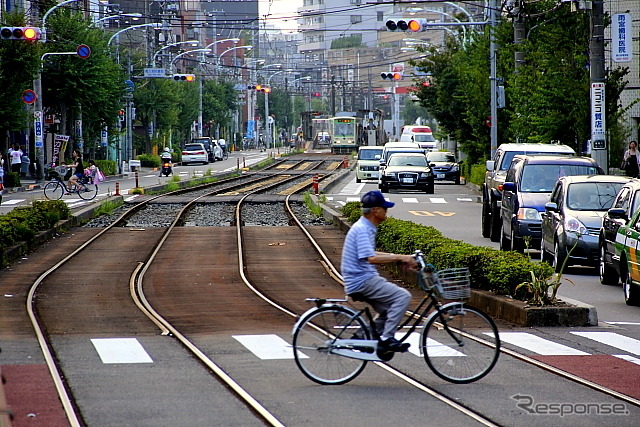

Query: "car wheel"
<box><xmin>499</xmin><ymin>226</ymin><xmax>511</xmax><ymax>251</ymax></box>
<box><xmin>553</xmin><ymin>241</ymin><xmax>567</xmax><ymax>273</ymax></box>
<box><xmin>356</xmin><ymin>177</ymin><xmax>361</xmax><ymax>183</ymax></box>
<box><xmin>489</xmin><ymin>204</ymin><xmax>501</xmax><ymax>242</ymax></box>
<box><xmin>379</xmin><ymin>185</ymin><xmax>388</xmax><ymax>193</ymax></box>
<box><xmin>481</xmin><ymin>198</ymin><xmax>491</xmax><ymax>238</ymax></box>
<box><xmin>599</xmin><ymin>243</ymin><xmax>619</xmax><ymax>285</ymax></box>
<box><xmin>511</xmin><ymin>226</ymin><xmax>524</xmax><ymax>253</ymax></box>
<box><xmin>622</xmin><ymin>265</ymin><xmax>640</xmax><ymax>306</ymax></box>
<box><xmin>426</xmin><ymin>182</ymin><xmax>435</xmax><ymax>194</ymax></box>
<box><xmin>454</xmin><ymin>175</ymin><xmax>461</xmax><ymax>185</ymax></box>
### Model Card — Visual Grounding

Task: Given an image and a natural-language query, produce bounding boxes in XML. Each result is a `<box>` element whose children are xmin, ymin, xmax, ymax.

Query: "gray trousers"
<box><xmin>356</xmin><ymin>275</ymin><xmax>412</xmax><ymax>340</ymax></box>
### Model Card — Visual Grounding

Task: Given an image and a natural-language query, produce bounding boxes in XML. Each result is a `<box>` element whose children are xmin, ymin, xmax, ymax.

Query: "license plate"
<box><xmin>371</xmin><ymin>172</ymin><xmax>379</xmax><ymax>178</ymax></box>
<box><xmin>402</xmin><ymin>178</ymin><xmax>414</xmax><ymax>184</ymax></box>
<box><xmin>437</xmin><ymin>174</ymin><xmax>445</xmax><ymax>179</ymax></box>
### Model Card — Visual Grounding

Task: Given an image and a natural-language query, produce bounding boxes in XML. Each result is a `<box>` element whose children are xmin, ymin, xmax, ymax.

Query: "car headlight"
<box><xmin>451</xmin><ymin>164</ymin><xmax>459</xmax><ymax>172</ymax></box>
<box><xmin>386</xmin><ymin>172</ymin><xmax>396</xmax><ymax>178</ymax></box>
<box><xmin>420</xmin><ymin>172</ymin><xmax>431</xmax><ymax>178</ymax></box>
<box><xmin>516</xmin><ymin>207</ymin><xmax>541</xmax><ymax>221</ymax></box>
<box><xmin>564</xmin><ymin>214</ymin><xmax>587</xmax><ymax>235</ymax></box>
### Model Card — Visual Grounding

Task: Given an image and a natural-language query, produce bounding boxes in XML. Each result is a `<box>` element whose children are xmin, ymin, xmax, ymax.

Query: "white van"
<box><xmin>399</xmin><ymin>128</ymin><xmax>438</xmax><ymax>151</ymax></box>
<box><xmin>381</xmin><ymin>141</ymin><xmax>420</xmax><ymax>165</ymax></box>
<box><xmin>356</xmin><ymin>146</ymin><xmax>384</xmax><ymax>183</ymax></box>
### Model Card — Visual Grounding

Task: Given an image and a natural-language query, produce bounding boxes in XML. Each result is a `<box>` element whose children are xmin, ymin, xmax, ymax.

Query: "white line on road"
<box><xmin>494</xmin><ymin>332</ymin><xmax>589</xmax><ymax>355</ymax></box>
<box><xmin>402</xmin><ymin>198</ymin><xmax>419</xmax><ymax>204</ymax></box>
<box><xmin>0</xmin><ymin>199</ymin><xmax>24</xmax><ymax>205</ymax></box>
<box><xmin>571</xmin><ymin>331</ymin><xmax>640</xmax><ymax>355</ymax></box>
<box><xmin>614</xmin><ymin>355</ymin><xmax>640</xmax><ymax>365</ymax></box>
<box><xmin>428</xmin><ymin>198</ymin><xmax>447</xmax><ymax>204</ymax></box>
<box><xmin>233</xmin><ymin>334</ymin><xmax>298</xmax><ymax>360</ymax></box>
<box><xmin>91</xmin><ymin>338</ymin><xmax>153</xmax><ymax>364</ymax></box>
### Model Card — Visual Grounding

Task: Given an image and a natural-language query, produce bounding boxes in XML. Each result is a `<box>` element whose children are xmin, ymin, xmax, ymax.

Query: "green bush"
<box><xmin>468</xmin><ymin>163</ymin><xmax>486</xmax><ymax>186</ymax></box>
<box><xmin>3</xmin><ymin>172</ymin><xmax>20</xmax><ymax>188</ymax></box>
<box><xmin>0</xmin><ymin>200</ymin><xmax>71</xmax><ymax>249</ymax></box>
<box><xmin>95</xmin><ymin>160</ymin><xmax>116</xmax><ymax>176</ymax></box>
<box><xmin>137</xmin><ymin>153</ymin><xmax>161</xmax><ymax>168</ymax></box>
<box><xmin>340</xmin><ymin>211</ymin><xmax>554</xmax><ymax>300</ymax></box>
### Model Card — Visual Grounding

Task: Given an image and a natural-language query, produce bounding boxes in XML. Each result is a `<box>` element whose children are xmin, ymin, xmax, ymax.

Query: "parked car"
<box><xmin>500</xmin><ymin>155</ymin><xmax>603</xmax><ymax>253</ymax></box>
<box><xmin>598</xmin><ymin>179</ymin><xmax>640</xmax><ymax>285</ymax></box>
<box><xmin>426</xmin><ymin>151</ymin><xmax>461</xmax><ymax>184</ymax></box>
<box><xmin>181</xmin><ymin>143</ymin><xmax>209</xmax><ymax>165</ymax></box>
<box><xmin>379</xmin><ymin>152</ymin><xmax>434</xmax><ymax>193</ymax></box>
<box><xmin>482</xmin><ymin>143</ymin><xmax>576</xmax><ymax>242</ymax></box>
<box><xmin>540</xmin><ymin>175</ymin><xmax>630</xmax><ymax>271</ymax></box>
<box><xmin>356</xmin><ymin>146</ymin><xmax>383</xmax><ymax>183</ymax></box>
<box><xmin>191</xmin><ymin>137</ymin><xmax>216</xmax><ymax>162</ymax></box>
<box><xmin>611</xmin><ymin>207</ymin><xmax>640</xmax><ymax>305</ymax></box>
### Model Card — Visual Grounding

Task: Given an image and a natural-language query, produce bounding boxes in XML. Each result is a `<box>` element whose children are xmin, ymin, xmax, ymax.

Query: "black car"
<box><xmin>500</xmin><ymin>155</ymin><xmax>603</xmax><ymax>252</ymax></box>
<box><xmin>599</xmin><ymin>179</ymin><xmax>640</xmax><ymax>285</ymax></box>
<box><xmin>379</xmin><ymin>152</ymin><xmax>435</xmax><ymax>193</ymax></box>
<box><xmin>426</xmin><ymin>151</ymin><xmax>462</xmax><ymax>185</ymax></box>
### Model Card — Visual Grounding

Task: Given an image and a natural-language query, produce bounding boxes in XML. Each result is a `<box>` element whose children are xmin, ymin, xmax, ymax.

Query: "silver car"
<box><xmin>540</xmin><ymin>175</ymin><xmax>631</xmax><ymax>271</ymax></box>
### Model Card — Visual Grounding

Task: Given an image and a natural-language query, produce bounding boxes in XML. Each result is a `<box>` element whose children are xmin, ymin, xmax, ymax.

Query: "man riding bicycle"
<box><xmin>340</xmin><ymin>190</ymin><xmax>417</xmax><ymax>352</ymax></box>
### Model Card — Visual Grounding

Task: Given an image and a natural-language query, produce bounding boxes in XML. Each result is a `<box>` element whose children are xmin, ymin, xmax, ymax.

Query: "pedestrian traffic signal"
<box><xmin>381</xmin><ymin>72</ymin><xmax>403</xmax><ymax>80</ymax></box>
<box><xmin>172</xmin><ymin>74</ymin><xmax>195</xmax><ymax>82</ymax></box>
<box><xmin>0</xmin><ymin>26</ymin><xmax>41</xmax><ymax>41</ymax></box>
<box><xmin>118</xmin><ymin>110</ymin><xmax>125</xmax><ymax>122</ymax></box>
<box><xmin>385</xmin><ymin>19</ymin><xmax>426</xmax><ymax>32</ymax></box>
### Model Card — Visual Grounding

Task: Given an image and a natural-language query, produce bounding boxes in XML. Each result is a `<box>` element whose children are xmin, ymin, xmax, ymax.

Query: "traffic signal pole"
<box><xmin>489</xmin><ymin>0</ymin><xmax>498</xmax><ymax>158</ymax></box>
<box><xmin>590</xmin><ymin>0</ymin><xmax>607</xmax><ymax>170</ymax></box>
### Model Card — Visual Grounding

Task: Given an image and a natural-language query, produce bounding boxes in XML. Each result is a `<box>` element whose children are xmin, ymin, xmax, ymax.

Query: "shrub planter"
<box><xmin>313</xmin><ymin>196</ymin><xmax>598</xmax><ymax>327</ymax></box>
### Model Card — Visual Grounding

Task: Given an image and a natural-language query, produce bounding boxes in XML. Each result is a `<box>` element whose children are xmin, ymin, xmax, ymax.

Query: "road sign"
<box><xmin>144</xmin><ymin>68</ymin><xmax>167</xmax><ymax>78</ymax></box>
<box><xmin>22</xmin><ymin>89</ymin><xmax>36</xmax><ymax>104</ymax></box>
<box><xmin>125</xmin><ymin>80</ymin><xmax>135</xmax><ymax>92</ymax></box>
<box><xmin>77</xmin><ymin>44</ymin><xmax>91</xmax><ymax>59</ymax></box>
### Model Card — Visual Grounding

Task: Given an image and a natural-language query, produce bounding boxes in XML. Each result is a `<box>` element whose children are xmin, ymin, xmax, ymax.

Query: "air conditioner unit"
<box><xmin>350</xmin><ymin>0</ymin><xmax>361</xmax><ymax>4</ymax></box>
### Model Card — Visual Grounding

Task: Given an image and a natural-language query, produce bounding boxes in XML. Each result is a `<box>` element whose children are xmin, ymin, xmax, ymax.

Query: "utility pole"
<box><xmin>489</xmin><ymin>0</ymin><xmax>498</xmax><ymax>158</ymax></box>
<box><xmin>513</xmin><ymin>0</ymin><xmax>526</xmax><ymax>70</ymax></box>
<box><xmin>589</xmin><ymin>0</ymin><xmax>607</xmax><ymax>170</ymax></box>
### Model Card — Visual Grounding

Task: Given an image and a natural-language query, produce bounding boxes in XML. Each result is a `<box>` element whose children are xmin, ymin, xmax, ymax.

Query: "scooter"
<box><xmin>160</xmin><ymin>158</ymin><xmax>172</xmax><ymax>176</ymax></box>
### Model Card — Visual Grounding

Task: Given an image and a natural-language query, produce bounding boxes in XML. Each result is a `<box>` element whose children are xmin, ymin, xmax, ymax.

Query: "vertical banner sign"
<box><xmin>75</xmin><ymin>119</ymin><xmax>82</xmax><ymax>148</ymax></box>
<box><xmin>612</xmin><ymin>13</ymin><xmax>631</xmax><ymax>63</ymax></box>
<box><xmin>34</xmin><ymin>111</ymin><xmax>43</xmax><ymax>147</ymax></box>
<box><xmin>101</xmin><ymin>126</ymin><xmax>108</xmax><ymax>147</ymax></box>
<box><xmin>591</xmin><ymin>83</ymin><xmax>606</xmax><ymax>150</ymax></box>
<box><xmin>53</xmin><ymin>135</ymin><xmax>70</xmax><ymax>165</ymax></box>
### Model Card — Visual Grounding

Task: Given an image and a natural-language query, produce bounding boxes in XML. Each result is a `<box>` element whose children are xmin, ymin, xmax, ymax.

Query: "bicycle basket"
<box><xmin>434</xmin><ymin>268</ymin><xmax>471</xmax><ymax>300</ymax></box>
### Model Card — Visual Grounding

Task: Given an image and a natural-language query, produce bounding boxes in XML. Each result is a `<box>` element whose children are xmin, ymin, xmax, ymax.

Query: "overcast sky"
<box><xmin>259</xmin><ymin>0</ymin><xmax>302</xmax><ymax>32</ymax></box>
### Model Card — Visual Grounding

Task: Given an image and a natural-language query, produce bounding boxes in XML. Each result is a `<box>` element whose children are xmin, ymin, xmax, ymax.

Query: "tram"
<box><xmin>329</xmin><ymin>115</ymin><xmax>362</xmax><ymax>154</ymax></box>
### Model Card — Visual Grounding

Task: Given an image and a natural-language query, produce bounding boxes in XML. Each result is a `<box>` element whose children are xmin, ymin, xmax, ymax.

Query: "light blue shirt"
<box><xmin>341</xmin><ymin>216</ymin><xmax>379</xmax><ymax>294</ymax></box>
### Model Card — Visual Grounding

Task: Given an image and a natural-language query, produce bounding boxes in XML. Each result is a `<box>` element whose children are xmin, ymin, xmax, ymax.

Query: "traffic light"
<box><xmin>385</xmin><ymin>19</ymin><xmax>426</xmax><ymax>32</ymax></box>
<box><xmin>311</xmin><ymin>92</ymin><xmax>321</xmax><ymax>97</ymax></box>
<box><xmin>0</xmin><ymin>26</ymin><xmax>41</xmax><ymax>41</ymax></box>
<box><xmin>118</xmin><ymin>110</ymin><xmax>125</xmax><ymax>122</ymax></box>
<box><xmin>381</xmin><ymin>72</ymin><xmax>403</xmax><ymax>81</ymax></box>
<box><xmin>172</xmin><ymin>74</ymin><xmax>195</xmax><ymax>82</ymax></box>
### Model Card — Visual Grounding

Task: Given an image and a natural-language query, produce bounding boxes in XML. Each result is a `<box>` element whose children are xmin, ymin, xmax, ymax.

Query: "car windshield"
<box><xmin>519</xmin><ymin>164</ymin><xmax>599</xmax><ymax>192</ymax></box>
<box><xmin>500</xmin><ymin>151</ymin><xmax>572</xmax><ymax>170</ymax></box>
<box><xmin>567</xmin><ymin>182</ymin><xmax>625</xmax><ymax>210</ymax></box>
<box><xmin>428</xmin><ymin>152</ymin><xmax>456</xmax><ymax>162</ymax></box>
<box><xmin>413</xmin><ymin>134</ymin><xmax>435</xmax><ymax>142</ymax></box>
<box><xmin>358</xmin><ymin>149</ymin><xmax>383</xmax><ymax>160</ymax></box>
<box><xmin>184</xmin><ymin>144</ymin><xmax>204</xmax><ymax>151</ymax></box>
<box><xmin>388</xmin><ymin>155</ymin><xmax>427</xmax><ymax>167</ymax></box>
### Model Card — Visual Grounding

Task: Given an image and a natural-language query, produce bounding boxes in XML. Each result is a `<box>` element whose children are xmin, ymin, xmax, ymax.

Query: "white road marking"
<box><xmin>0</xmin><ymin>199</ymin><xmax>24</xmax><ymax>205</ymax></box>
<box><xmin>402</xmin><ymin>198</ymin><xmax>419</xmax><ymax>204</ymax></box>
<box><xmin>571</xmin><ymin>331</ymin><xmax>640</xmax><ymax>354</ymax></box>
<box><xmin>493</xmin><ymin>332</ymin><xmax>589</xmax><ymax>355</ymax></box>
<box><xmin>605</xmin><ymin>322</ymin><xmax>640</xmax><ymax>326</ymax></box>
<box><xmin>429</xmin><ymin>198</ymin><xmax>447</xmax><ymax>204</ymax></box>
<box><xmin>614</xmin><ymin>355</ymin><xmax>640</xmax><ymax>365</ymax></box>
<box><xmin>456</xmin><ymin>198</ymin><xmax>473</xmax><ymax>202</ymax></box>
<box><xmin>345</xmin><ymin>196</ymin><xmax>360</xmax><ymax>203</ymax></box>
<box><xmin>233</xmin><ymin>334</ymin><xmax>298</xmax><ymax>360</ymax></box>
<box><xmin>404</xmin><ymin>332</ymin><xmax>465</xmax><ymax>357</ymax></box>
<box><xmin>91</xmin><ymin>338</ymin><xmax>153</xmax><ymax>364</ymax></box>
<box><xmin>124</xmin><ymin>195</ymin><xmax>141</xmax><ymax>201</ymax></box>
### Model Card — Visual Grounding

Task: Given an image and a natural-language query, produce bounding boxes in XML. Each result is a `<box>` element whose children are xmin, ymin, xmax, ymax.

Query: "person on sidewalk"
<box><xmin>10</xmin><ymin>144</ymin><xmax>22</xmax><ymax>174</ymax></box>
<box><xmin>340</xmin><ymin>190</ymin><xmax>417</xmax><ymax>352</ymax></box>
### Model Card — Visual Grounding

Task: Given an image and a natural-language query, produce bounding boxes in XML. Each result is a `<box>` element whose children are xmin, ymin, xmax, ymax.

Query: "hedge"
<box><xmin>0</xmin><ymin>200</ymin><xmax>70</xmax><ymax>249</ymax></box>
<box><xmin>343</xmin><ymin>202</ymin><xmax>553</xmax><ymax>300</ymax></box>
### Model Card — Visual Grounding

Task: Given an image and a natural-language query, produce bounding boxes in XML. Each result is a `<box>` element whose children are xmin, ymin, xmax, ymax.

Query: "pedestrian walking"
<box><xmin>622</xmin><ymin>141</ymin><xmax>640</xmax><ymax>178</ymax></box>
<box><xmin>10</xmin><ymin>144</ymin><xmax>22</xmax><ymax>174</ymax></box>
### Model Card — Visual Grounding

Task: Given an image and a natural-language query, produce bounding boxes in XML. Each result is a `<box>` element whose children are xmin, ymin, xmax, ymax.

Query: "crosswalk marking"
<box><xmin>401</xmin><ymin>198</ymin><xmax>419</xmax><ymax>203</ymax></box>
<box><xmin>428</xmin><ymin>198</ymin><xmax>447</xmax><ymax>204</ymax></box>
<box><xmin>91</xmin><ymin>338</ymin><xmax>153</xmax><ymax>364</ymax></box>
<box><xmin>494</xmin><ymin>332</ymin><xmax>589</xmax><ymax>355</ymax></box>
<box><xmin>571</xmin><ymin>331</ymin><xmax>640</xmax><ymax>354</ymax></box>
<box><xmin>233</xmin><ymin>334</ymin><xmax>298</xmax><ymax>360</ymax></box>
<box><xmin>457</xmin><ymin>198</ymin><xmax>473</xmax><ymax>202</ymax></box>
<box><xmin>403</xmin><ymin>332</ymin><xmax>466</xmax><ymax>357</ymax></box>
<box><xmin>0</xmin><ymin>199</ymin><xmax>24</xmax><ymax>205</ymax></box>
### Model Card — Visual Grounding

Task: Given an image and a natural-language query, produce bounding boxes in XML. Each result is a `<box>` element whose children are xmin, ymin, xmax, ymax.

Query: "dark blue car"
<box><xmin>499</xmin><ymin>155</ymin><xmax>604</xmax><ymax>252</ymax></box>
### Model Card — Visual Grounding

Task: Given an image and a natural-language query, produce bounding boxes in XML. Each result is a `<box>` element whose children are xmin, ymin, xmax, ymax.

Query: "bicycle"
<box><xmin>43</xmin><ymin>166</ymin><xmax>98</xmax><ymax>201</ymax></box>
<box><xmin>222</xmin><ymin>147</ymin><xmax>229</xmax><ymax>160</ymax></box>
<box><xmin>292</xmin><ymin>250</ymin><xmax>500</xmax><ymax>385</ymax></box>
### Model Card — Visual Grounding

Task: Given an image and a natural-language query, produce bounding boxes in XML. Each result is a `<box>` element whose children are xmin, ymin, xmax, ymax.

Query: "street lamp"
<box><xmin>205</xmin><ymin>38</ymin><xmax>240</xmax><ymax>51</ymax></box>
<box><xmin>108</xmin><ymin>23</ymin><xmax>163</xmax><ymax>46</ymax></box>
<box><xmin>92</xmin><ymin>13</ymin><xmax>142</xmax><ymax>27</ymax></box>
<box><xmin>41</xmin><ymin>0</ymin><xmax>81</xmax><ymax>43</ymax></box>
<box><xmin>218</xmin><ymin>45</ymin><xmax>252</xmax><ymax>66</ymax></box>
<box><xmin>171</xmin><ymin>48</ymin><xmax>213</xmax><ymax>72</ymax></box>
<box><xmin>152</xmin><ymin>40</ymin><xmax>199</xmax><ymax>66</ymax></box>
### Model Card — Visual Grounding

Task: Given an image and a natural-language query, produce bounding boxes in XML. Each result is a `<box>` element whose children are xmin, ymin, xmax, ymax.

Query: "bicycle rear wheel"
<box><xmin>78</xmin><ymin>182</ymin><xmax>98</xmax><ymax>200</ymax></box>
<box><xmin>293</xmin><ymin>306</ymin><xmax>370</xmax><ymax>385</ymax></box>
<box><xmin>422</xmin><ymin>303</ymin><xmax>500</xmax><ymax>384</ymax></box>
<box><xmin>43</xmin><ymin>181</ymin><xmax>64</xmax><ymax>200</ymax></box>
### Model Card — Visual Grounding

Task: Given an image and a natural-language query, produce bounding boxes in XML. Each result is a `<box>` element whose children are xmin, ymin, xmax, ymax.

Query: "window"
<box><xmin>377</xmin><ymin>11</ymin><xmax>384</xmax><ymax>22</ymax></box>
<box><xmin>350</xmin><ymin>15</ymin><xmax>362</xmax><ymax>24</ymax></box>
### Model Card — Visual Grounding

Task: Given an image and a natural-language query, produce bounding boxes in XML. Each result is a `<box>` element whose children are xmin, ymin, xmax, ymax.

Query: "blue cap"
<box><xmin>361</xmin><ymin>191</ymin><xmax>394</xmax><ymax>208</ymax></box>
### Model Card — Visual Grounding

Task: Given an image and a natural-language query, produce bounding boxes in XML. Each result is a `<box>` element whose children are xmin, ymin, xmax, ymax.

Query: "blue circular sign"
<box><xmin>124</xmin><ymin>80</ymin><xmax>135</xmax><ymax>92</ymax></box>
<box><xmin>22</xmin><ymin>89</ymin><xmax>36</xmax><ymax>104</ymax></box>
<box><xmin>77</xmin><ymin>44</ymin><xmax>91</xmax><ymax>59</ymax></box>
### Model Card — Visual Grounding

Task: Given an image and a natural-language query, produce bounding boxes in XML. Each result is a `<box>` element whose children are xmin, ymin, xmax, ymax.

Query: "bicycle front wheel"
<box><xmin>78</xmin><ymin>183</ymin><xmax>98</xmax><ymax>200</ymax></box>
<box><xmin>422</xmin><ymin>303</ymin><xmax>500</xmax><ymax>384</ymax></box>
<box><xmin>43</xmin><ymin>181</ymin><xmax>64</xmax><ymax>200</ymax></box>
<box><xmin>293</xmin><ymin>306</ymin><xmax>370</xmax><ymax>385</ymax></box>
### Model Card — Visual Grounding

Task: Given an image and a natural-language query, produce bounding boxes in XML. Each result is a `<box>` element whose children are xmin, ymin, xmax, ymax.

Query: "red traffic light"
<box><xmin>312</xmin><ymin>92</ymin><xmax>321</xmax><ymax>97</ymax></box>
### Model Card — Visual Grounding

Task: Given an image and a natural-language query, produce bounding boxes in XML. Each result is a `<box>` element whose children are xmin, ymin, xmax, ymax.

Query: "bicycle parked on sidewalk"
<box><xmin>292</xmin><ymin>250</ymin><xmax>500</xmax><ymax>385</ymax></box>
<box><xmin>43</xmin><ymin>165</ymin><xmax>98</xmax><ymax>201</ymax></box>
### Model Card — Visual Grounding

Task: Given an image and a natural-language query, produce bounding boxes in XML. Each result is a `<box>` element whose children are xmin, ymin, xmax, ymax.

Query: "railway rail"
<box><xmin>2</xmin><ymin>153</ymin><xmax>639</xmax><ymax>425</ymax></box>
